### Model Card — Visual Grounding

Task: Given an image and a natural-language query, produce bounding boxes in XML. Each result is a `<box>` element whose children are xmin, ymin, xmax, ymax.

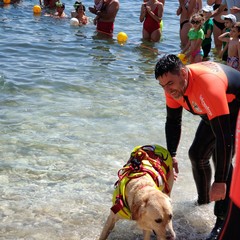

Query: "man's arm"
<box><xmin>165</xmin><ymin>106</ymin><xmax>183</xmax><ymax>174</ymax></box>
<box><xmin>209</xmin><ymin>114</ymin><xmax>233</xmax><ymax>201</ymax></box>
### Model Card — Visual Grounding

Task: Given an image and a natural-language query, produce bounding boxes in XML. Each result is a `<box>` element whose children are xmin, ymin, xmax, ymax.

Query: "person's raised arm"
<box><xmin>218</xmin><ymin>31</ymin><xmax>231</xmax><ymax>42</ymax></box>
<box><xmin>145</xmin><ymin>3</ymin><xmax>163</xmax><ymax>23</ymax></box>
<box><xmin>211</xmin><ymin>3</ymin><xmax>227</xmax><ymax>18</ymax></box>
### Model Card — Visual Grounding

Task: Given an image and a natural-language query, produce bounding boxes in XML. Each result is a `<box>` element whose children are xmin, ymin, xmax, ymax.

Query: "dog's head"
<box><xmin>131</xmin><ymin>191</ymin><xmax>176</xmax><ymax>240</ymax></box>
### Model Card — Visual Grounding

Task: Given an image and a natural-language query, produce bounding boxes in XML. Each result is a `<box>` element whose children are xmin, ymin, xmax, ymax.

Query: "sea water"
<box><xmin>0</xmin><ymin>0</ymin><xmax>216</xmax><ymax>239</ymax></box>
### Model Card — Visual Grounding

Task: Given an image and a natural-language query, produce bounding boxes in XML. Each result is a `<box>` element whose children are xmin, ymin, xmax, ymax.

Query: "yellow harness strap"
<box><xmin>111</xmin><ymin>145</ymin><xmax>172</xmax><ymax>219</ymax></box>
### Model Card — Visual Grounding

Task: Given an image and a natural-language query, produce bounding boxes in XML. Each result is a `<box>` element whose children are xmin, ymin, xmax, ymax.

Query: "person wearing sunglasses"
<box><xmin>181</xmin><ymin>13</ymin><xmax>205</xmax><ymax>63</ymax></box>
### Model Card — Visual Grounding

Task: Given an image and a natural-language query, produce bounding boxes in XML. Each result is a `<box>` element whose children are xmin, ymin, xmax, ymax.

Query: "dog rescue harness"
<box><xmin>111</xmin><ymin>145</ymin><xmax>172</xmax><ymax>219</ymax></box>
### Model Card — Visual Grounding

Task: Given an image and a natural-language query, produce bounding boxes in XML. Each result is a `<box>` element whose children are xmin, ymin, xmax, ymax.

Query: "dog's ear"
<box><xmin>131</xmin><ymin>199</ymin><xmax>147</xmax><ymax>220</ymax></box>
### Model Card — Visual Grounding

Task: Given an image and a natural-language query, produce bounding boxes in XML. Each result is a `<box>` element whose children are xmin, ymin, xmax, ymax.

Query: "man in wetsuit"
<box><xmin>154</xmin><ymin>54</ymin><xmax>240</xmax><ymax>240</ymax></box>
<box><xmin>89</xmin><ymin>0</ymin><xmax>119</xmax><ymax>36</ymax></box>
<box><xmin>217</xmin><ymin>110</ymin><xmax>240</xmax><ymax>240</ymax></box>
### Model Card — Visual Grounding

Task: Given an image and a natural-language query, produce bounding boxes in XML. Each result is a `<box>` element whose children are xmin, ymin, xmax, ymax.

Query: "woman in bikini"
<box><xmin>207</xmin><ymin>0</ymin><xmax>228</xmax><ymax>54</ymax></box>
<box><xmin>140</xmin><ymin>0</ymin><xmax>163</xmax><ymax>42</ymax></box>
<box><xmin>177</xmin><ymin>0</ymin><xmax>202</xmax><ymax>47</ymax></box>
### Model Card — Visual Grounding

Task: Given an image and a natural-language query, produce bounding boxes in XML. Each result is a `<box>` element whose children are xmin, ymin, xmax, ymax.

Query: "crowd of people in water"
<box><xmin>38</xmin><ymin>0</ymin><xmax>120</xmax><ymax>37</ymax></box>
<box><xmin>15</xmin><ymin>0</ymin><xmax>240</xmax><ymax>70</ymax></box>
<box><xmin>2</xmin><ymin>0</ymin><xmax>240</xmax><ymax>70</ymax></box>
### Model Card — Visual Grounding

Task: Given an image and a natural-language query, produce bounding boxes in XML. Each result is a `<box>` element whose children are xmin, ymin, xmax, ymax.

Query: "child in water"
<box><xmin>71</xmin><ymin>1</ymin><xmax>89</xmax><ymax>25</ymax></box>
<box><xmin>54</xmin><ymin>1</ymin><xmax>67</xmax><ymax>18</ymax></box>
<box><xmin>218</xmin><ymin>22</ymin><xmax>240</xmax><ymax>71</ymax></box>
<box><xmin>181</xmin><ymin>13</ymin><xmax>205</xmax><ymax>63</ymax></box>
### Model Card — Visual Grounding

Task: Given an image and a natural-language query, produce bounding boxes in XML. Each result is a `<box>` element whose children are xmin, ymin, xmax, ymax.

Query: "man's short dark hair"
<box><xmin>155</xmin><ymin>54</ymin><xmax>183</xmax><ymax>79</ymax></box>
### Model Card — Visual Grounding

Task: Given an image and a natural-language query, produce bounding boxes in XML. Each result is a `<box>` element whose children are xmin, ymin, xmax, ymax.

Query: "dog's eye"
<box><xmin>155</xmin><ymin>218</ymin><xmax>162</xmax><ymax>223</ymax></box>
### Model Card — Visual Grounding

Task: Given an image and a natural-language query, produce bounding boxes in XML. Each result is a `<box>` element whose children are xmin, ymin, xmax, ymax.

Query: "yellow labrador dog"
<box><xmin>99</xmin><ymin>145</ymin><xmax>176</xmax><ymax>240</ymax></box>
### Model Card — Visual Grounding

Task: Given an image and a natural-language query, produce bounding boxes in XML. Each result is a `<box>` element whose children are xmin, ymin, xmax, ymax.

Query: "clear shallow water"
<box><xmin>0</xmin><ymin>0</ymin><xmax>216</xmax><ymax>239</ymax></box>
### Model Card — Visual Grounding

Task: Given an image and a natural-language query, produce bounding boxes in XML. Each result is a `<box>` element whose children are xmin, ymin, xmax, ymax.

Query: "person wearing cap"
<box><xmin>201</xmin><ymin>5</ymin><xmax>214</xmax><ymax>60</ymax></box>
<box><xmin>208</xmin><ymin>0</ymin><xmax>240</xmax><ymax>22</ymax></box>
<box><xmin>219</xmin><ymin>14</ymin><xmax>237</xmax><ymax>61</ymax></box>
<box><xmin>219</xmin><ymin>21</ymin><xmax>240</xmax><ymax>71</ymax></box>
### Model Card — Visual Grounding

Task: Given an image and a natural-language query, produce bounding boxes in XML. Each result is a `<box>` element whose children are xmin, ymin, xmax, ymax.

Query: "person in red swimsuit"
<box><xmin>139</xmin><ymin>0</ymin><xmax>163</xmax><ymax>42</ymax></box>
<box><xmin>154</xmin><ymin>54</ymin><xmax>240</xmax><ymax>240</ymax></box>
<box><xmin>217</xmin><ymin>110</ymin><xmax>240</xmax><ymax>240</ymax></box>
<box><xmin>89</xmin><ymin>0</ymin><xmax>119</xmax><ymax>36</ymax></box>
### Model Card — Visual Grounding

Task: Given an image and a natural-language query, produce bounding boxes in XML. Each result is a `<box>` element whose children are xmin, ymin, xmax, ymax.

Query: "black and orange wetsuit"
<box><xmin>165</xmin><ymin>62</ymin><xmax>240</xmax><ymax>219</ymax></box>
<box><xmin>218</xmin><ymin>111</ymin><xmax>240</xmax><ymax>240</ymax></box>
<box><xmin>143</xmin><ymin>6</ymin><xmax>161</xmax><ymax>35</ymax></box>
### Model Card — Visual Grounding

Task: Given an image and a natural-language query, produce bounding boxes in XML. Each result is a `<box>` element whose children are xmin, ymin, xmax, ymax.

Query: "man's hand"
<box><xmin>209</xmin><ymin>182</ymin><xmax>226</xmax><ymax>201</ymax></box>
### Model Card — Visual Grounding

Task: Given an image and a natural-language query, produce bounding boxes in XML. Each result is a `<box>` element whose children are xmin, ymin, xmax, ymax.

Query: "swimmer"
<box><xmin>139</xmin><ymin>0</ymin><xmax>163</xmax><ymax>42</ymax></box>
<box><xmin>177</xmin><ymin>0</ymin><xmax>202</xmax><ymax>47</ymax></box>
<box><xmin>54</xmin><ymin>2</ymin><xmax>67</xmax><ymax>18</ymax></box>
<box><xmin>207</xmin><ymin>0</ymin><xmax>228</xmax><ymax>54</ymax></box>
<box><xmin>218</xmin><ymin>22</ymin><xmax>240</xmax><ymax>71</ymax></box>
<box><xmin>71</xmin><ymin>1</ymin><xmax>89</xmax><ymax>25</ymax></box>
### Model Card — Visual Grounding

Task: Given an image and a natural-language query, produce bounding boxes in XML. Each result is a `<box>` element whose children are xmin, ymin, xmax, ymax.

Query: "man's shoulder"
<box><xmin>189</xmin><ymin>62</ymin><xmax>223</xmax><ymax>75</ymax></box>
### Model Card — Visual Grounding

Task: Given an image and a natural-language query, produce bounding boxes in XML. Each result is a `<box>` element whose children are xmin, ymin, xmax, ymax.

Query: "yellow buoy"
<box><xmin>117</xmin><ymin>32</ymin><xmax>128</xmax><ymax>43</ymax></box>
<box><xmin>3</xmin><ymin>0</ymin><xmax>11</xmax><ymax>4</ymax></box>
<box><xmin>33</xmin><ymin>5</ymin><xmax>42</xmax><ymax>14</ymax></box>
<box><xmin>177</xmin><ymin>53</ymin><xmax>188</xmax><ymax>65</ymax></box>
